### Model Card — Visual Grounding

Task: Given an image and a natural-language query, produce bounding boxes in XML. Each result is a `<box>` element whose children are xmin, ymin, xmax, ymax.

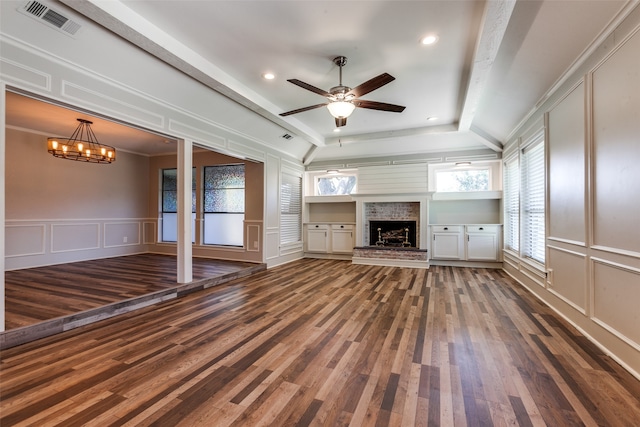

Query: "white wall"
<box><xmin>503</xmin><ymin>10</ymin><xmax>640</xmax><ymax>378</ymax></box>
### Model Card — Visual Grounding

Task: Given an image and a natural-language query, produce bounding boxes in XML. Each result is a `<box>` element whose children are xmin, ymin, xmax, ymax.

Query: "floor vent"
<box><xmin>19</xmin><ymin>1</ymin><xmax>82</xmax><ymax>37</ymax></box>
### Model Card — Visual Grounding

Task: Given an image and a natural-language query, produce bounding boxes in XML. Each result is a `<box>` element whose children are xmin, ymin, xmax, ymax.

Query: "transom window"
<box><xmin>428</xmin><ymin>161</ymin><xmax>499</xmax><ymax>193</ymax></box>
<box><xmin>435</xmin><ymin>167</ymin><xmax>490</xmax><ymax>192</ymax></box>
<box><xmin>315</xmin><ymin>173</ymin><xmax>357</xmax><ymax>195</ymax></box>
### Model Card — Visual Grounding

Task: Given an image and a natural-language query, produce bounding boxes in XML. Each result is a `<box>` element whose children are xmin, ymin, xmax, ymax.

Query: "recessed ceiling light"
<box><xmin>420</xmin><ymin>35</ymin><xmax>439</xmax><ymax>45</ymax></box>
<box><xmin>262</xmin><ymin>72</ymin><xmax>275</xmax><ymax>80</ymax></box>
<box><xmin>427</xmin><ymin>116</ymin><xmax>438</xmax><ymax>121</ymax></box>
<box><xmin>333</xmin><ymin>128</ymin><xmax>341</xmax><ymax>133</ymax></box>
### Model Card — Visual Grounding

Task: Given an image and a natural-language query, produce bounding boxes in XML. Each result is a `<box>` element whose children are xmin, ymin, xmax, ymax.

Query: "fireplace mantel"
<box><xmin>350</xmin><ymin>192</ymin><xmax>434</xmax><ymax>201</ymax></box>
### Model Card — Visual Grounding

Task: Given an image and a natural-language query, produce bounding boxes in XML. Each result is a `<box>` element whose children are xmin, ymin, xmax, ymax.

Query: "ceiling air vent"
<box><xmin>19</xmin><ymin>1</ymin><xmax>82</xmax><ymax>37</ymax></box>
<box><xmin>281</xmin><ymin>133</ymin><xmax>294</xmax><ymax>140</ymax></box>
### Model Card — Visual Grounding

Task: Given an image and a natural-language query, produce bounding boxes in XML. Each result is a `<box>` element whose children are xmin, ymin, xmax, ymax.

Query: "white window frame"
<box><xmin>304</xmin><ymin>169</ymin><xmax>358</xmax><ymax>197</ymax></box>
<box><xmin>202</xmin><ymin>164</ymin><xmax>245</xmax><ymax>247</ymax></box>
<box><xmin>280</xmin><ymin>169</ymin><xmax>303</xmax><ymax>245</ymax></box>
<box><xmin>428</xmin><ymin>161</ymin><xmax>501</xmax><ymax>192</ymax></box>
<box><xmin>520</xmin><ymin>134</ymin><xmax>545</xmax><ymax>265</ymax></box>
<box><xmin>503</xmin><ymin>154</ymin><xmax>520</xmax><ymax>253</ymax></box>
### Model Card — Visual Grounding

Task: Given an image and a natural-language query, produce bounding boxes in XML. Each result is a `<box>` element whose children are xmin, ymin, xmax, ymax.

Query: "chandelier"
<box><xmin>47</xmin><ymin>118</ymin><xmax>116</xmax><ymax>164</ymax></box>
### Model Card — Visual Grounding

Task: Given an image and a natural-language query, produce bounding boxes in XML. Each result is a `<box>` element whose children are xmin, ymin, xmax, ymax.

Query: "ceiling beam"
<box><xmin>470</xmin><ymin>125</ymin><xmax>503</xmax><ymax>152</ymax></box>
<box><xmin>324</xmin><ymin>124</ymin><xmax>458</xmax><ymax>145</ymax></box>
<box><xmin>458</xmin><ymin>0</ymin><xmax>517</xmax><ymax>132</ymax></box>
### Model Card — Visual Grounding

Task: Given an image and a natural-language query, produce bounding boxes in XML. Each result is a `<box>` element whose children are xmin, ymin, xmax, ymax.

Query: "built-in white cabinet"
<box><xmin>305</xmin><ymin>223</ymin><xmax>354</xmax><ymax>254</ymax></box>
<box><xmin>431</xmin><ymin>225</ymin><xmax>464</xmax><ymax>259</ymax></box>
<box><xmin>304</xmin><ymin>196</ymin><xmax>356</xmax><ymax>258</ymax></box>
<box><xmin>430</xmin><ymin>224</ymin><xmax>501</xmax><ymax>262</ymax></box>
<box><xmin>306</xmin><ymin>224</ymin><xmax>330</xmax><ymax>252</ymax></box>
<box><xmin>331</xmin><ymin>225</ymin><xmax>355</xmax><ymax>253</ymax></box>
<box><xmin>466</xmin><ymin>225</ymin><xmax>499</xmax><ymax>261</ymax></box>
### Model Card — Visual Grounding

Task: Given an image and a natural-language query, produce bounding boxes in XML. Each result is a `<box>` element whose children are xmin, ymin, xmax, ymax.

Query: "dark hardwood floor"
<box><xmin>1</xmin><ymin>259</ymin><xmax>639</xmax><ymax>426</ymax></box>
<box><xmin>4</xmin><ymin>254</ymin><xmax>260</xmax><ymax>330</ymax></box>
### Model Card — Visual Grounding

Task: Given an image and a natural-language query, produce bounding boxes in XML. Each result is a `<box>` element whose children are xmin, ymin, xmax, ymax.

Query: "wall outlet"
<box><xmin>253</xmin><ymin>241</ymin><xmax>258</xmax><ymax>249</ymax></box>
<box><xmin>123</xmin><ymin>236</ymin><xmax>128</xmax><ymax>243</ymax></box>
<box><xmin>546</xmin><ymin>268</ymin><xmax>553</xmax><ymax>287</ymax></box>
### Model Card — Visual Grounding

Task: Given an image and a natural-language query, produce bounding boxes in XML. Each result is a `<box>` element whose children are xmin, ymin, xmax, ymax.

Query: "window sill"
<box><xmin>431</xmin><ymin>190</ymin><xmax>502</xmax><ymax>201</ymax></box>
<box><xmin>305</xmin><ymin>195</ymin><xmax>354</xmax><ymax>203</ymax></box>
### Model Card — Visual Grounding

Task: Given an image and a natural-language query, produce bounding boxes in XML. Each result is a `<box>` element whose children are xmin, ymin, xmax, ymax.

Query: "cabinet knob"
<box><xmin>315</xmin><ymin>225</ymin><xmax>319</xmax><ymax>228</ymax></box>
<box><xmin>479</xmin><ymin>227</ymin><xmax>484</xmax><ymax>230</ymax></box>
<box><xmin>340</xmin><ymin>225</ymin><xmax>344</xmax><ymax>228</ymax></box>
<box><xmin>444</xmin><ymin>227</ymin><xmax>448</xmax><ymax>230</ymax></box>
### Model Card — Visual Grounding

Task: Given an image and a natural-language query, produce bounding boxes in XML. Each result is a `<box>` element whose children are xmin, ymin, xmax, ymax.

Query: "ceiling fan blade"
<box><xmin>335</xmin><ymin>117</ymin><xmax>347</xmax><ymax>127</ymax></box>
<box><xmin>354</xmin><ymin>100</ymin><xmax>405</xmax><ymax>113</ymax></box>
<box><xmin>348</xmin><ymin>73</ymin><xmax>395</xmax><ymax>98</ymax></box>
<box><xmin>287</xmin><ymin>79</ymin><xmax>331</xmax><ymax>97</ymax></box>
<box><xmin>279</xmin><ymin>103</ymin><xmax>327</xmax><ymax>116</ymax></box>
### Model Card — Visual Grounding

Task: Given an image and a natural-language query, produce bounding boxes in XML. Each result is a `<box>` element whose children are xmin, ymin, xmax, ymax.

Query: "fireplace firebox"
<box><xmin>369</xmin><ymin>220</ymin><xmax>417</xmax><ymax>247</ymax></box>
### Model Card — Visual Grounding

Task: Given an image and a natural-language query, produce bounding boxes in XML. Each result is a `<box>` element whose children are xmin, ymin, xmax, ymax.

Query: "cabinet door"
<box><xmin>466</xmin><ymin>233</ymin><xmax>498</xmax><ymax>260</ymax></box>
<box><xmin>307</xmin><ymin>229</ymin><xmax>329</xmax><ymax>252</ymax></box>
<box><xmin>432</xmin><ymin>233</ymin><xmax>463</xmax><ymax>259</ymax></box>
<box><xmin>331</xmin><ymin>230</ymin><xmax>354</xmax><ymax>253</ymax></box>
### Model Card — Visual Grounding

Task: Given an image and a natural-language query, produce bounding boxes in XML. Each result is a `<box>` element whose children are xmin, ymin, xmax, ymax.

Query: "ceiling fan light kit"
<box><xmin>280</xmin><ymin>56</ymin><xmax>405</xmax><ymax>127</ymax></box>
<box><xmin>326</xmin><ymin>101</ymin><xmax>355</xmax><ymax>119</ymax></box>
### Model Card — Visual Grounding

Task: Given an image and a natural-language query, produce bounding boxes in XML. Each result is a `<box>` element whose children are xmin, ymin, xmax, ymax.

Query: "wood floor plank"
<box><xmin>2</xmin><ymin>261</ymin><xmax>640</xmax><ymax>426</ymax></box>
<box><xmin>4</xmin><ymin>254</ymin><xmax>260</xmax><ymax>330</ymax></box>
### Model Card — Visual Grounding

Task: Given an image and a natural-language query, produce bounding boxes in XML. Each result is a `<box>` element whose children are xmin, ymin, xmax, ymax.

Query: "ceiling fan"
<box><xmin>280</xmin><ymin>56</ymin><xmax>406</xmax><ymax>127</ymax></box>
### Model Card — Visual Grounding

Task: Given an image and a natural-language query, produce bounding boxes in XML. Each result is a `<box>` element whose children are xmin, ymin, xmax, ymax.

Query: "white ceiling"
<box><xmin>5</xmin><ymin>0</ymin><xmax>632</xmax><ymax>163</ymax></box>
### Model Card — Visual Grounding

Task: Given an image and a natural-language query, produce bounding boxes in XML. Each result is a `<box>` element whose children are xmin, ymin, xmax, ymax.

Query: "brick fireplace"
<box><xmin>364</xmin><ymin>202</ymin><xmax>420</xmax><ymax>247</ymax></box>
<box><xmin>351</xmin><ymin>194</ymin><xmax>431</xmax><ymax>268</ymax></box>
<box><xmin>369</xmin><ymin>220</ymin><xmax>417</xmax><ymax>247</ymax></box>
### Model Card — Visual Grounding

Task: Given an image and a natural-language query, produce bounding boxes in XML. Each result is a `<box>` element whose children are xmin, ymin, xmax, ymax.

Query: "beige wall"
<box><xmin>147</xmin><ymin>149</ymin><xmax>264</xmax><ymax>263</ymax></box>
<box><xmin>5</xmin><ymin>127</ymin><xmax>151</xmax><ymax>269</ymax></box>
<box><xmin>5</xmin><ymin>130</ymin><xmax>266</xmax><ymax>267</ymax></box>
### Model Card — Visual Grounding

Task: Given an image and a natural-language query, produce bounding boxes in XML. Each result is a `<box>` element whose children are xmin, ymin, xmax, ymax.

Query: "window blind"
<box><xmin>521</xmin><ymin>141</ymin><xmax>545</xmax><ymax>264</ymax></box>
<box><xmin>280</xmin><ymin>171</ymin><xmax>302</xmax><ymax>245</ymax></box>
<box><xmin>503</xmin><ymin>157</ymin><xmax>520</xmax><ymax>252</ymax></box>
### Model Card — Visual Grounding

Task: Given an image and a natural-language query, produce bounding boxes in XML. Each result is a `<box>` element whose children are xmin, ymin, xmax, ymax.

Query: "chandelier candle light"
<box><xmin>47</xmin><ymin>118</ymin><xmax>116</xmax><ymax>164</ymax></box>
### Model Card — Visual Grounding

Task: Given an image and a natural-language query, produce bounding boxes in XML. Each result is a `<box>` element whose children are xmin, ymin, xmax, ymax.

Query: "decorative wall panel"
<box><xmin>5</xmin><ymin>224</ymin><xmax>46</xmax><ymax>257</ymax></box>
<box><xmin>0</xmin><ymin>58</ymin><xmax>50</xmax><ymax>90</ymax></box>
<box><xmin>548</xmin><ymin>83</ymin><xmax>586</xmax><ymax>244</ymax></box>
<box><xmin>143</xmin><ymin>221</ymin><xmax>156</xmax><ymax>244</ymax></box>
<box><xmin>592</xmin><ymin>258</ymin><xmax>640</xmax><ymax>349</ymax></box>
<box><xmin>592</xmin><ymin>30</ymin><xmax>640</xmax><ymax>254</ymax></box>
<box><xmin>62</xmin><ymin>81</ymin><xmax>164</xmax><ymax>129</ymax></box>
<box><xmin>169</xmin><ymin>119</ymin><xmax>226</xmax><ymax>149</ymax></box>
<box><xmin>547</xmin><ymin>246</ymin><xmax>587</xmax><ymax>313</ymax></box>
<box><xmin>51</xmin><ymin>223</ymin><xmax>100</xmax><ymax>253</ymax></box>
<box><xmin>104</xmin><ymin>222</ymin><xmax>141</xmax><ymax>248</ymax></box>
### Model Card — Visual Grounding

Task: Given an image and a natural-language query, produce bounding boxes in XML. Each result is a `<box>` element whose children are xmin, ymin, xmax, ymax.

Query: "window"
<box><xmin>161</xmin><ymin>168</ymin><xmax>196</xmax><ymax>242</ymax></box>
<box><xmin>503</xmin><ymin>156</ymin><xmax>519</xmax><ymax>252</ymax></box>
<box><xmin>203</xmin><ymin>164</ymin><xmax>245</xmax><ymax>246</ymax></box>
<box><xmin>316</xmin><ymin>174</ymin><xmax>356</xmax><ymax>195</ymax></box>
<box><xmin>435</xmin><ymin>168</ymin><xmax>490</xmax><ymax>192</ymax></box>
<box><xmin>428</xmin><ymin>161</ymin><xmax>499</xmax><ymax>192</ymax></box>
<box><xmin>521</xmin><ymin>140</ymin><xmax>545</xmax><ymax>264</ymax></box>
<box><xmin>281</xmin><ymin>170</ymin><xmax>302</xmax><ymax>245</ymax></box>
